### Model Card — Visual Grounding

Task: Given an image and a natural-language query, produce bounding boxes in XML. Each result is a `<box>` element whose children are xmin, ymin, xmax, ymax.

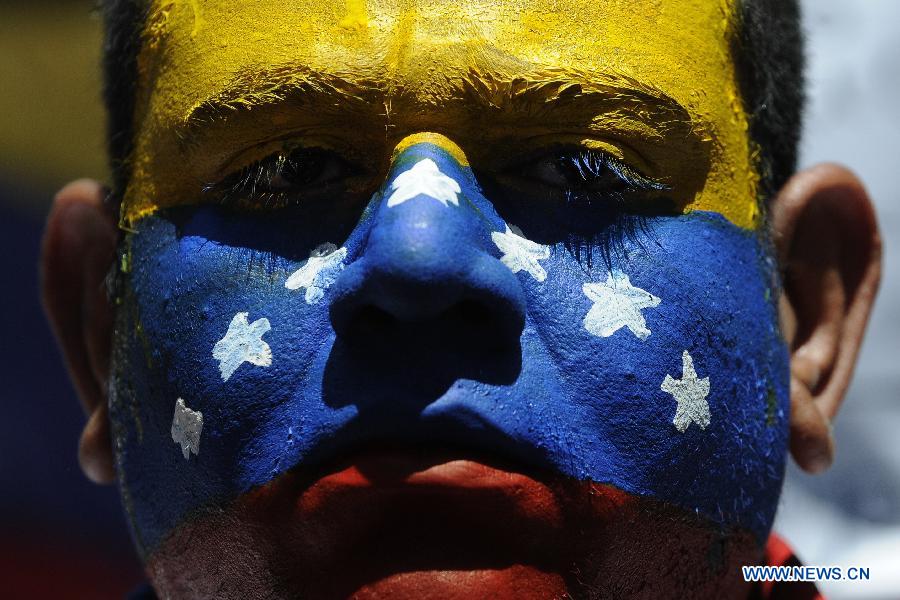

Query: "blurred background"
<box><xmin>0</xmin><ymin>2</ymin><xmax>144</xmax><ymax>599</ymax></box>
<box><xmin>0</xmin><ymin>1</ymin><xmax>896</xmax><ymax>598</ymax></box>
<box><xmin>772</xmin><ymin>3</ymin><xmax>900</xmax><ymax>598</ymax></box>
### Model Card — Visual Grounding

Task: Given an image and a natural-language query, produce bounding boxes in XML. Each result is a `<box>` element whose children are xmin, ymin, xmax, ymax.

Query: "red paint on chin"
<box><xmin>243</xmin><ymin>449</ymin><xmax>580</xmax><ymax>598</ymax></box>
<box><xmin>146</xmin><ymin>450</ymin><xmax>761</xmax><ymax>599</ymax></box>
<box><xmin>294</xmin><ymin>451</ymin><xmax>569</xmax><ymax>538</ymax></box>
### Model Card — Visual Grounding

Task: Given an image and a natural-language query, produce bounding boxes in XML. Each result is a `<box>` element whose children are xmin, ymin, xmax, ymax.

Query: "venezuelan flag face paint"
<box><xmin>112</xmin><ymin>0</ymin><xmax>789</xmax><ymax>596</ymax></box>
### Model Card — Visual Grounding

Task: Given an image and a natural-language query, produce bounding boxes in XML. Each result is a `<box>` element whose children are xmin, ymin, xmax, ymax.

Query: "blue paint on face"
<box><xmin>111</xmin><ymin>142</ymin><xmax>789</xmax><ymax>555</ymax></box>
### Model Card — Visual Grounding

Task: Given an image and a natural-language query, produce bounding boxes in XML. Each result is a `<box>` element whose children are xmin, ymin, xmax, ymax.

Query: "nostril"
<box><xmin>330</xmin><ymin>252</ymin><xmax>526</xmax><ymax>355</ymax></box>
<box><xmin>345</xmin><ymin>305</ymin><xmax>399</xmax><ymax>341</ymax></box>
<box><xmin>339</xmin><ymin>298</ymin><xmax>518</xmax><ymax>353</ymax></box>
<box><xmin>445</xmin><ymin>299</ymin><xmax>497</xmax><ymax>339</ymax></box>
<box><xmin>449</xmin><ymin>300</ymin><xmax>493</xmax><ymax>327</ymax></box>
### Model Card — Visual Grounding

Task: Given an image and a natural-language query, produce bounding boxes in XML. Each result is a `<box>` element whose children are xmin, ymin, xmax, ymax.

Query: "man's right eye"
<box><xmin>204</xmin><ymin>146</ymin><xmax>360</xmax><ymax>209</ymax></box>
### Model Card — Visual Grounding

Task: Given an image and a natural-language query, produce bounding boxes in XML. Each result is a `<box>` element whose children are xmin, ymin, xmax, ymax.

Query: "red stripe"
<box><xmin>146</xmin><ymin>459</ymin><xmax>768</xmax><ymax>599</ymax></box>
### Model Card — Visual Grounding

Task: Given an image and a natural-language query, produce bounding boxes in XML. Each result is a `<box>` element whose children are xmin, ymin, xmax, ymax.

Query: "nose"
<box><xmin>329</xmin><ymin>133</ymin><xmax>526</xmax><ymax>348</ymax></box>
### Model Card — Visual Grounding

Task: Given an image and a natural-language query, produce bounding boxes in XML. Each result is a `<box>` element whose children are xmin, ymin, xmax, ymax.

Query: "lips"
<box><xmin>145</xmin><ymin>445</ymin><xmax>762</xmax><ymax>599</ymax></box>
<box><xmin>313</xmin><ymin>446</ymin><xmax>562</xmax><ymax>489</ymax></box>
<box><xmin>240</xmin><ymin>445</ymin><xmax>568</xmax><ymax>569</ymax></box>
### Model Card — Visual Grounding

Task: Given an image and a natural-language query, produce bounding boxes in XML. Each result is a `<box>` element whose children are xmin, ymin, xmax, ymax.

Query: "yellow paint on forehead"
<box><xmin>392</xmin><ymin>133</ymin><xmax>469</xmax><ymax>166</ymax></box>
<box><xmin>340</xmin><ymin>0</ymin><xmax>371</xmax><ymax>30</ymax></box>
<box><xmin>125</xmin><ymin>0</ymin><xmax>759</xmax><ymax>229</ymax></box>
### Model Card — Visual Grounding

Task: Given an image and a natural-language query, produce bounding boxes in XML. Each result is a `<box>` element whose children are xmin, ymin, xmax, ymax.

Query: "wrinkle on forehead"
<box><xmin>126</xmin><ymin>0</ymin><xmax>757</xmax><ymax>228</ymax></box>
<box><xmin>181</xmin><ymin>63</ymin><xmax>694</xmax><ymax>137</ymax></box>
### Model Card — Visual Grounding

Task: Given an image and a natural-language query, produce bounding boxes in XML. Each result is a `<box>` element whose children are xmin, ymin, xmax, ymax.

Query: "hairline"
<box><xmin>101</xmin><ymin>0</ymin><xmax>802</xmax><ymax>208</ymax></box>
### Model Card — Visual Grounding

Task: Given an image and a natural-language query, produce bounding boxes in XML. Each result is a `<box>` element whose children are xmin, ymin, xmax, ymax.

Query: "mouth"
<box><xmin>296</xmin><ymin>443</ymin><xmax>566</xmax><ymax>530</ymax></box>
<box><xmin>238</xmin><ymin>442</ymin><xmax>570</xmax><ymax>577</ymax></box>
<box><xmin>146</xmin><ymin>441</ymin><xmax>763</xmax><ymax>599</ymax></box>
<box><xmin>317</xmin><ymin>442</ymin><xmax>553</xmax><ymax>487</ymax></box>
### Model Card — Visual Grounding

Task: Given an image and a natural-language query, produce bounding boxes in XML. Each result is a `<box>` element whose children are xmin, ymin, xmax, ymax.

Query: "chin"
<box><xmin>143</xmin><ymin>448</ymin><xmax>762</xmax><ymax>599</ymax></box>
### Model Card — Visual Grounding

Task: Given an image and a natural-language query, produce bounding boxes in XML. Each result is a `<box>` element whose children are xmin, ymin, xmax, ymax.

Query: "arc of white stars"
<box><xmin>171</xmin><ymin>398</ymin><xmax>203</xmax><ymax>460</ymax></box>
<box><xmin>583</xmin><ymin>270</ymin><xmax>661</xmax><ymax>340</ymax></box>
<box><xmin>212</xmin><ymin>312</ymin><xmax>272</xmax><ymax>381</ymax></box>
<box><xmin>661</xmin><ymin>350</ymin><xmax>711</xmax><ymax>433</ymax></box>
<box><xmin>285</xmin><ymin>243</ymin><xmax>347</xmax><ymax>304</ymax></box>
<box><xmin>386</xmin><ymin>158</ymin><xmax>461</xmax><ymax>208</ymax></box>
<box><xmin>491</xmin><ymin>224</ymin><xmax>551</xmax><ymax>282</ymax></box>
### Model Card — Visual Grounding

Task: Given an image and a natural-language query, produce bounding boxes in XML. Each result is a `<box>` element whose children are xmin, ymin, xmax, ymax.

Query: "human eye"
<box><xmin>489</xmin><ymin>147</ymin><xmax>672</xmax><ymax>269</ymax></box>
<box><xmin>523</xmin><ymin>147</ymin><xmax>667</xmax><ymax>204</ymax></box>
<box><xmin>203</xmin><ymin>145</ymin><xmax>366</xmax><ymax>210</ymax></box>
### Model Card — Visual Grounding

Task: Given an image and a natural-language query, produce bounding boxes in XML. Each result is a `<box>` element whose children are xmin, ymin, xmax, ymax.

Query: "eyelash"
<box><xmin>203</xmin><ymin>147</ymin><xmax>344</xmax><ymax>210</ymax></box>
<box><xmin>552</xmin><ymin>149</ymin><xmax>668</xmax><ymax>270</ymax></box>
<box><xmin>205</xmin><ymin>146</ymin><xmax>669</xmax><ymax>271</ymax></box>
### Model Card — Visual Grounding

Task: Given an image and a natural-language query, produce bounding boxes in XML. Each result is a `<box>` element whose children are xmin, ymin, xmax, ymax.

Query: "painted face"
<box><xmin>112</xmin><ymin>0</ymin><xmax>789</xmax><ymax>597</ymax></box>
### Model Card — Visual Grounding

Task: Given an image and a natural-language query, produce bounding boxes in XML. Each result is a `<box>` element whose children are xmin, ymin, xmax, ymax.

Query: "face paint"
<box><xmin>492</xmin><ymin>225</ymin><xmax>551</xmax><ymax>283</ymax></box>
<box><xmin>112</xmin><ymin>0</ymin><xmax>789</xmax><ymax>595</ymax></box>
<box><xmin>124</xmin><ymin>0</ymin><xmax>758</xmax><ymax>228</ymax></box>
<box><xmin>662</xmin><ymin>350</ymin><xmax>713</xmax><ymax>433</ymax></box>
<box><xmin>114</xmin><ymin>134</ymin><xmax>787</xmax><ymax>588</ymax></box>
<box><xmin>170</xmin><ymin>398</ymin><xmax>202</xmax><ymax>460</ymax></box>
<box><xmin>212</xmin><ymin>312</ymin><xmax>273</xmax><ymax>382</ymax></box>
<box><xmin>386</xmin><ymin>158</ymin><xmax>462</xmax><ymax>208</ymax></box>
<box><xmin>583</xmin><ymin>270</ymin><xmax>662</xmax><ymax>340</ymax></box>
<box><xmin>284</xmin><ymin>243</ymin><xmax>347</xmax><ymax>305</ymax></box>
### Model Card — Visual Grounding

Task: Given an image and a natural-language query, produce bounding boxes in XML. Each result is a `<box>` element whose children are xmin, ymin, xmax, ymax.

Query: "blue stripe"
<box><xmin>111</xmin><ymin>144</ymin><xmax>788</xmax><ymax>554</ymax></box>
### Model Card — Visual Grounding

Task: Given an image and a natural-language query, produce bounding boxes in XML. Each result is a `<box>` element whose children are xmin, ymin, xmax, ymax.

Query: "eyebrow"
<box><xmin>180</xmin><ymin>63</ymin><xmax>702</xmax><ymax>144</ymax></box>
<box><xmin>181</xmin><ymin>64</ymin><xmax>379</xmax><ymax>135</ymax></box>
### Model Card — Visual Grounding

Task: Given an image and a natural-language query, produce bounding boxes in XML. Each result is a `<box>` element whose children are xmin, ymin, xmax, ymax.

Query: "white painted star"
<box><xmin>285</xmin><ymin>243</ymin><xmax>347</xmax><ymax>304</ymax></box>
<box><xmin>583</xmin><ymin>270</ymin><xmax>661</xmax><ymax>340</ymax></box>
<box><xmin>386</xmin><ymin>158</ymin><xmax>461</xmax><ymax>208</ymax></box>
<box><xmin>491</xmin><ymin>224</ymin><xmax>551</xmax><ymax>282</ymax></box>
<box><xmin>661</xmin><ymin>350</ymin><xmax>711</xmax><ymax>433</ymax></box>
<box><xmin>212</xmin><ymin>312</ymin><xmax>272</xmax><ymax>381</ymax></box>
<box><xmin>171</xmin><ymin>398</ymin><xmax>203</xmax><ymax>460</ymax></box>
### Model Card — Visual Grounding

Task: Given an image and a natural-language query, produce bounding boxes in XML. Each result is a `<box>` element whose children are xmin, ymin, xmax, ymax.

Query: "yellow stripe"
<box><xmin>124</xmin><ymin>0</ymin><xmax>759</xmax><ymax>230</ymax></box>
<box><xmin>391</xmin><ymin>133</ymin><xmax>470</xmax><ymax>167</ymax></box>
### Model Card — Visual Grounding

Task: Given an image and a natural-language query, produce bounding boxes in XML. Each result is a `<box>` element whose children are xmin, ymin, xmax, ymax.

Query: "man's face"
<box><xmin>112</xmin><ymin>0</ymin><xmax>788</xmax><ymax>597</ymax></box>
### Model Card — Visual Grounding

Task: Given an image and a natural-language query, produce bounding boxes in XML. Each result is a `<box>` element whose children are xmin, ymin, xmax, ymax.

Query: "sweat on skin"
<box><xmin>107</xmin><ymin>0</ymin><xmax>789</xmax><ymax>597</ymax></box>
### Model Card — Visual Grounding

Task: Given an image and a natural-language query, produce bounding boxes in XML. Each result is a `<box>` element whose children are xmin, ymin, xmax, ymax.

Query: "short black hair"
<box><xmin>731</xmin><ymin>0</ymin><xmax>805</xmax><ymax>202</ymax></box>
<box><xmin>100</xmin><ymin>0</ymin><xmax>147</xmax><ymax>199</ymax></box>
<box><xmin>99</xmin><ymin>0</ymin><xmax>804</xmax><ymax>204</ymax></box>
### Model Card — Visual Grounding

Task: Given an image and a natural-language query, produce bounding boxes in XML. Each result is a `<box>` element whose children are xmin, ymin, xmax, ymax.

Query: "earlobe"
<box><xmin>80</xmin><ymin>401</ymin><xmax>115</xmax><ymax>484</ymax></box>
<box><xmin>771</xmin><ymin>164</ymin><xmax>882</xmax><ymax>474</ymax></box>
<box><xmin>41</xmin><ymin>179</ymin><xmax>119</xmax><ymax>484</ymax></box>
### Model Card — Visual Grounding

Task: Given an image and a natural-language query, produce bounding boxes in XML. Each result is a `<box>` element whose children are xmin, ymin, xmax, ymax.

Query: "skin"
<box><xmin>41</xmin><ymin>0</ymin><xmax>882</xmax><ymax>597</ymax></box>
<box><xmin>125</xmin><ymin>0</ymin><xmax>754</xmax><ymax>227</ymax></box>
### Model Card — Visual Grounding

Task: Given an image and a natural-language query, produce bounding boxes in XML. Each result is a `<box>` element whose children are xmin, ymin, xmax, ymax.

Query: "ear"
<box><xmin>771</xmin><ymin>164</ymin><xmax>881</xmax><ymax>474</ymax></box>
<box><xmin>41</xmin><ymin>179</ymin><xmax>119</xmax><ymax>484</ymax></box>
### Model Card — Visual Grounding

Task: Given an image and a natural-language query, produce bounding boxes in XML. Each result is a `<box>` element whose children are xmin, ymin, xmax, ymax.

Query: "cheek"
<box><xmin>521</xmin><ymin>210</ymin><xmax>789</xmax><ymax>541</ymax></box>
<box><xmin>110</xmin><ymin>206</ymin><xmax>369</xmax><ymax>554</ymax></box>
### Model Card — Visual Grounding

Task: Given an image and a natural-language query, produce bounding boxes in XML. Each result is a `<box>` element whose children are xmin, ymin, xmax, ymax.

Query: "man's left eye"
<box><xmin>477</xmin><ymin>147</ymin><xmax>672</xmax><ymax>269</ymax></box>
<box><xmin>513</xmin><ymin>148</ymin><xmax>667</xmax><ymax>198</ymax></box>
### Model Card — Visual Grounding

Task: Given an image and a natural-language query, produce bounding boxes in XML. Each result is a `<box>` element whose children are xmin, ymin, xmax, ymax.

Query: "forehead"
<box><xmin>129</xmin><ymin>0</ymin><xmax>757</xmax><ymax>227</ymax></box>
<box><xmin>141</xmin><ymin>0</ymin><xmax>735</xmax><ymax>91</ymax></box>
